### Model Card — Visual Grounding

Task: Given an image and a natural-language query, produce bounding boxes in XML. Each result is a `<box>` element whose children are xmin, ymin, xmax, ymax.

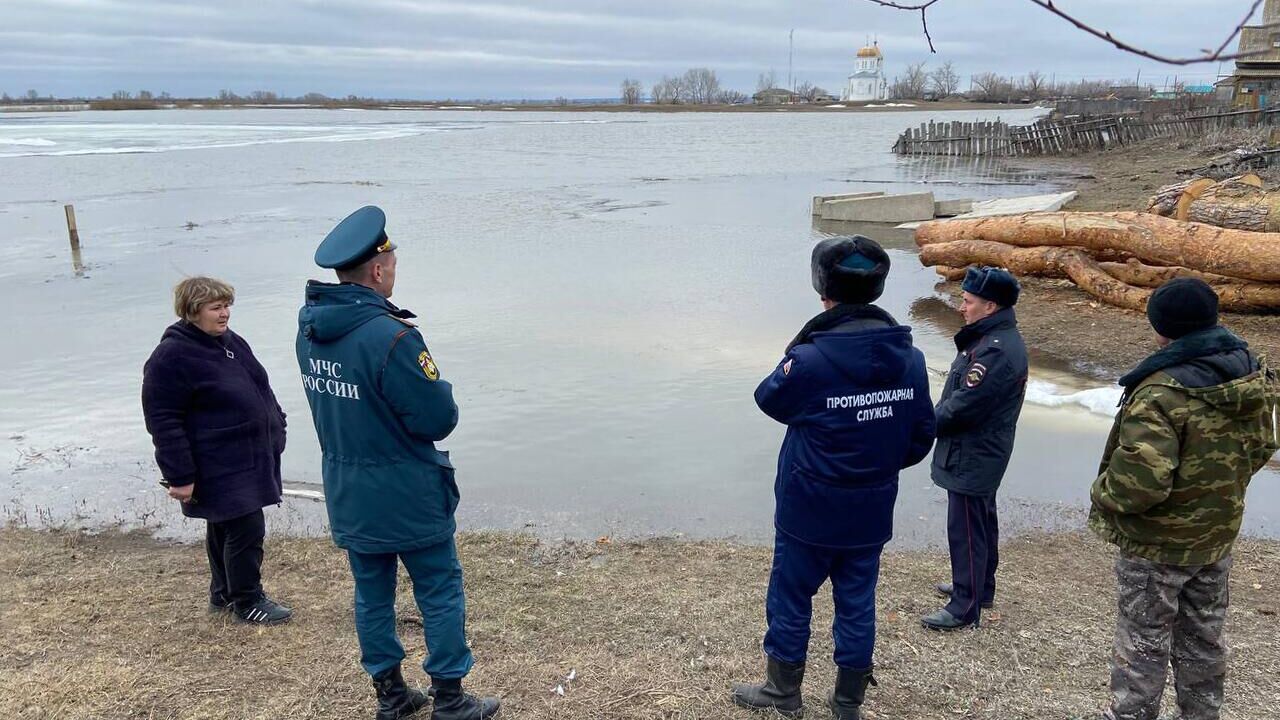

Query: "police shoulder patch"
<box><xmin>964</xmin><ymin>362</ymin><xmax>987</xmax><ymax>388</ymax></box>
<box><xmin>417</xmin><ymin>349</ymin><xmax>439</xmax><ymax>380</ymax></box>
<box><xmin>783</xmin><ymin>359</ymin><xmax>794</xmax><ymax>376</ymax></box>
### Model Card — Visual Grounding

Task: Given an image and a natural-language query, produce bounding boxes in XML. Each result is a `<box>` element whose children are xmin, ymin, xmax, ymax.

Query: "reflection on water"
<box><xmin>908</xmin><ymin>296</ymin><xmax>964</xmax><ymax>337</ymax></box>
<box><xmin>1</xmin><ymin>107</ymin><xmax>1275</xmax><ymax>546</ymax></box>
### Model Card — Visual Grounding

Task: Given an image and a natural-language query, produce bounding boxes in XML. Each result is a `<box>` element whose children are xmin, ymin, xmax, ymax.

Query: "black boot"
<box><xmin>828</xmin><ymin>666</ymin><xmax>876</xmax><ymax>720</ymax></box>
<box><xmin>373</xmin><ymin>666</ymin><xmax>430</xmax><ymax>720</ymax></box>
<box><xmin>430</xmin><ymin>677</ymin><xmax>500</xmax><ymax>720</ymax></box>
<box><xmin>730</xmin><ymin>656</ymin><xmax>804</xmax><ymax>716</ymax></box>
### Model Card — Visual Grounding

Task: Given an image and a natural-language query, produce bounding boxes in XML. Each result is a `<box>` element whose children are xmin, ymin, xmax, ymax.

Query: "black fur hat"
<box><xmin>961</xmin><ymin>266</ymin><xmax>1020</xmax><ymax>307</ymax></box>
<box><xmin>811</xmin><ymin>235</ymin><xmax>890</xmax><ymax>304</ymax></box>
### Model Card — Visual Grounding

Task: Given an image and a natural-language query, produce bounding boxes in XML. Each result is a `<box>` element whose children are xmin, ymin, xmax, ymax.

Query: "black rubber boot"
<box><xmin>828</xmin><ymin>666</ymin><xmax>876</xmax><ymax>720</ymax></box>
<box><xmin>730</xmin><ymin>656</ymin><xmax>805</xmax><ymax>716</ymax></box>
<box><xmin>430</xmin><ymin>677</ymin><xmax>500</xmax><ymax>720</ymax></box>
<box><xmin>373</xmin><ymin>665</ymin><xmax>430</xmax><ymax>720</ymax></box>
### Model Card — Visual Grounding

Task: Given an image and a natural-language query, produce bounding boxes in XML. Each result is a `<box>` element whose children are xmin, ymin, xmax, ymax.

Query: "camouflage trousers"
<box><xmin>1104</xmin><ymin>550</ymin><xmax>1231</xmax><ymax>720</ymax></box>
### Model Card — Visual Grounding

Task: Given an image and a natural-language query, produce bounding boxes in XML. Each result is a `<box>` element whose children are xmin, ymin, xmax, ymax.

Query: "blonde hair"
<box><xmin>173</xmin><ymin>276</ymin><xmax>235</xmax><ymax>321</ymax></box>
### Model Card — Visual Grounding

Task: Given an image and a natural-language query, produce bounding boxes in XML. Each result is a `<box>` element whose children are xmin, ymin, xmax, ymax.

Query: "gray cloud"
<box><xmin>0</xmin><ymin>0</ymin><xmax>1250</xmax><ymax>99</ymax></box>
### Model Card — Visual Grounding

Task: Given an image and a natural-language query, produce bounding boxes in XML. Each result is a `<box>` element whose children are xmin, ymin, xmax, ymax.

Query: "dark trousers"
<box><xmin>763</xmin><ymin>532</ymin><xmax>883</xmax><ymax>670</ymax></box>
<box><xmin>206</xmin><ymin>508</ymin><xmax>265</xmax><ymax>608</ymax></box>
<box><xmin>944</xmin><ymin>490</ymin><xmax>998</xmax><ymax>624</ymax></box>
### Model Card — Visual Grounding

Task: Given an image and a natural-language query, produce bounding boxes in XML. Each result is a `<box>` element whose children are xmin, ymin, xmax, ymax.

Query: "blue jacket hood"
<box><xmin>809</xmin><ymin>326</ymin><xmax>914</xmax><ymax>388</ymax></box>
<box><xmin>298</xmin><ymin>281</ymin><xmax>414</xmax><ymax>343</ymax></box>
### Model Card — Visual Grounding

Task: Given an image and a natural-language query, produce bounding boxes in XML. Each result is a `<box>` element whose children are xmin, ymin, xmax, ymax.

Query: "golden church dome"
<box><xmin>856</xmin><ymin>45</ymin><xmax>882</xmax><ymax>58</ymax></box>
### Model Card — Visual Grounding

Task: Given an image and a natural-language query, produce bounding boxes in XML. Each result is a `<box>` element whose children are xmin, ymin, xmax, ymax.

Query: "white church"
<box><xmin>842</xmin><ymin>42</ymin><xmax>888</xmax><ymax>102</ymax></box>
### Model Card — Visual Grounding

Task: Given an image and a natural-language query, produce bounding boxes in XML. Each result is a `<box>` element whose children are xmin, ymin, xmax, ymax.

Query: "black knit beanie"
<box><xmin>1147</xmin><ymin>277</ymin><xmax>1219</xmax><ymax>339</ymax></box>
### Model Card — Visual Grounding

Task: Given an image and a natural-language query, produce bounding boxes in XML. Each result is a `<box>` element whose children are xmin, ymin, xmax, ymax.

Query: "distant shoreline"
<box><xmin>0</xmin><ymin>99</ymin><xmax>1040</xmax><ymax>114</ymax></box>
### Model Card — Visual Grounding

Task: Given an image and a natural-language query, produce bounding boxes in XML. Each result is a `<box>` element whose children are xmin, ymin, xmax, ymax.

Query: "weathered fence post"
<box><xmin>65</xmin><ymin>204</ymin><xmax>84</xmax><ymax>276</ymax></box>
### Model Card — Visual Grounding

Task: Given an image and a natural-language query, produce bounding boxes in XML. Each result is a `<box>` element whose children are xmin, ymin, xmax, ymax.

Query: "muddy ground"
<box><xmin>932</xmin><ymin>134</ymin><xmax>1280</xmax><ymax>379</ymax></box>
<box><xmin>2</xmin><ymin>528</ymin><xmax>1278</xmax><ymax>720</ymax></box>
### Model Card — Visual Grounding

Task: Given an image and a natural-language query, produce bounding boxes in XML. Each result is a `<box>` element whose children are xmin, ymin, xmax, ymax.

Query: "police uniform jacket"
<box><xmin>756</xmin><ymin>305</ymin><xmax>936</xmax><ymax>549</ymax></box>
<box><xmin>296</xmin><ymin>281</ymin><xmax>459</xmax><ymax>554</ymax></box>
<box><xmin>142</xmin><ymin>322</ymin><xmax>286</xmax><ymax>523</ymax></box>
<box><xmin>930</xmin><ymin>307</ymin><xmax>1028</xmax><ymax>497</ymax></box>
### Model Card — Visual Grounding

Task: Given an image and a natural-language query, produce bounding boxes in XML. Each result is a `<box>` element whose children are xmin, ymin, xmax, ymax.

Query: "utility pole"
<box><xmin>788</xmin><ymin>29</ymin><xmax>794</xmax><ymax>96</ymax></box>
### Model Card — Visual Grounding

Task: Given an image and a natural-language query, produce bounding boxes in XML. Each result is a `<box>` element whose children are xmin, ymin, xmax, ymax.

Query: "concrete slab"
<box><xmin>934</xmin><ymin>199</ymin><xmax>974</xmax><ymax>217</ymax></box>
<box><xmin>896</xmin><ymin>191</ymin><xmax>1078</xmax><ymax>229</ymax></box>
<box><xmin>811</xmin><ymin>191</ymin><xmax>884</xmax><ymax>215</ymax></box>
<box><xmin>821</xmin><ymin>192</ymin><xmax>935</xmax><ymax>223</ymax></box>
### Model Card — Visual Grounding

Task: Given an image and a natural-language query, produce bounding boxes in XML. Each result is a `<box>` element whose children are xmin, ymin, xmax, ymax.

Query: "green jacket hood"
<box><xmin>298</xmin><ymin>281</ymin><xmax>414</xmax><ymax>343</ymax></box>
<box><xmin>1170</xmin><ymin>369</ymin><xmax>1271</xmax><ymax>418</ymax></box>
<box><xmin>1139</xmin><ymin>345</ymin><xmax>1267</xmax><ymax>420</ymax></box>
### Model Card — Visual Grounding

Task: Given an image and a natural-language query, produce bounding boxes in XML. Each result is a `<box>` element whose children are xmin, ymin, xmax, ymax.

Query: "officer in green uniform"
<box><xmin>296</xmin><ymin>206</ymin><xmax>499</xmax><ymax>720</ymax></box>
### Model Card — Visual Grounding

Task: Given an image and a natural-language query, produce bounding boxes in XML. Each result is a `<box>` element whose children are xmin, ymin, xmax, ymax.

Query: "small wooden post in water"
<box><xmin>65</xmin><ymin>204</ymin><xmax>84</xmax><ymax>276</ymax></box>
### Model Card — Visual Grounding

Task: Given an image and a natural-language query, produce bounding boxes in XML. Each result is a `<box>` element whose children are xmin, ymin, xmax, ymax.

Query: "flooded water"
<box><xmin>1</xmin><ymin>107</ymin><xmax>1276</xmax><ymax>547</ymax></box>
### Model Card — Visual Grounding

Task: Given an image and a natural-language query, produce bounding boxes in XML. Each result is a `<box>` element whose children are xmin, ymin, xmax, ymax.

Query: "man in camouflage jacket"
<box><xmin>1090</xmin><ymin>278</ymin><xmax>1280</xmax><ymax>720</ymax></box>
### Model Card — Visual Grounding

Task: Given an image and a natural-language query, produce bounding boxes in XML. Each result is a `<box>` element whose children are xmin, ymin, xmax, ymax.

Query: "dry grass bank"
<box><xmin>2</xmin><ymin>528</ymin><xmax>1278</xmax><ymax>719</ymax></box>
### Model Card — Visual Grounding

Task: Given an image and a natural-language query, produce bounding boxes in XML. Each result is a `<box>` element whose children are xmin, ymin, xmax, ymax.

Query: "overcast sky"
<box><xmin>0</xmin><ymin>0</ymin><xmax>1259</xmax><ymax>100</ymax></box>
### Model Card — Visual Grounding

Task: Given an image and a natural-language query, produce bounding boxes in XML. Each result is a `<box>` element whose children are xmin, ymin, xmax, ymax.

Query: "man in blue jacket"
<box><xmin>731</xmin><ymin>236</ymin><xmax>936</xmax><ymax>720</ymax></box>
<box><xmin>922</xmin><ymin>266</ymin><xmax>1028</xmax><ymax>631</ymax></box>
<box><xmin>296</xmin><ymin>206</ymin><xmax>499</xmax><ymax>720</ymax></box>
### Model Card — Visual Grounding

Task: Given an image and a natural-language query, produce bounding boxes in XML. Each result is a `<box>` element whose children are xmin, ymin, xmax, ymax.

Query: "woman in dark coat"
<box><xmin>142</xmin><ymin>276</ymin><xmax>292</xmax><ymax>625</ymax></box>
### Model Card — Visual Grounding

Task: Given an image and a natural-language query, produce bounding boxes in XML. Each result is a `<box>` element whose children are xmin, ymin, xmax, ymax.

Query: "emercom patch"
<box><xmin>418</xmin><ymin>350</ymin><xmax>439</xmax><ymax>381</ymax></box>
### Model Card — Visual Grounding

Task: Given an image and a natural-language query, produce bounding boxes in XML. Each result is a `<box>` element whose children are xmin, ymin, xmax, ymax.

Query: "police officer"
<box><xmin>731</xmin><ymin>236</ymin><xmax>936</xmax><ymax>720</ymax></box>
<box><xmin>296</xmin><ymin>206</ymin><xmax>499</xmax><ymax>720</ymax></box>
<box><xmin>921</xmin><ymin>266</ymin><xmax>1028</xmax><ymax>631</ymax></box>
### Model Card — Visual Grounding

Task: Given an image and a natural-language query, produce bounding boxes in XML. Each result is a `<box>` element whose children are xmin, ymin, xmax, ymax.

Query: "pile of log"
<box><xmin>1145</xmin><ymin>173</ymin><xmax>1280</xmax><ymax>231</ymax></box>
<box><xmin>916</xmin><ymin>212</ymin><xmax>1280</xmax><ymax>313</ymax></box>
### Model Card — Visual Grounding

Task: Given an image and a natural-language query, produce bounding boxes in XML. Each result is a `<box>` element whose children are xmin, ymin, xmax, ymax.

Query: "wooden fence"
<box><xmin>892</xmin><ymin>107</ymin><xmax>1280</xmax><ymax>157</ymax></box>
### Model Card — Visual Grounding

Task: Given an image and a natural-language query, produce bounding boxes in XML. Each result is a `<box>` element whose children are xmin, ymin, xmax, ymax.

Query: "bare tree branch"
<box><xmin>861</xmin><ymin>0</ymin><xmax>1276</xmax><ymax>65</ymax></box>
<box><xmin>1214</xmin><ymin>0</ymin><xmax>1267</xmax><ymax>57</ymax></box>
<box><xmin>919</xmin><ymin>8</ymin><xmax>935</xmax><ymax>52</ymax></box>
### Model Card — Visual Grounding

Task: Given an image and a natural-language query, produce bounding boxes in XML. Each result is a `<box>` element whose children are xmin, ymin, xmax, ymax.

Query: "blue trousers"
<box><xmin>347</xmin><ymin>539</ymin><xmax>475</xmax><ymax>680</ymax></box>
<box><xmin>763</xmin><ymin>532</ymin><xmax>883</xmax><ymax>669</ymax></box>
<box><xmin>944</xmin><ymin>490</ymin><xmax>998</xmax><ymax>624</ymax></box>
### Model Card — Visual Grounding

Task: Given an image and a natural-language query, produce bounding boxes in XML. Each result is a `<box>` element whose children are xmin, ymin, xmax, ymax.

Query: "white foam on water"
<box><xmin>1024</xmin><ymin>379</ymin><xmax>1121</xmax><ymax>417</ymax></box>
<box><xmin>0</xmin><ymin>137</ymin><xmax>56</xmax><ymax>147</ymax></box>
<box><xmin>514</xmin><ymin>119</ymin><xmax>612</xmax><ymax>125</ymax></box>
<box><xmin>0</xmin><ymin>116</ymin><xmax>621</xmax><ymax>158</ymax></box>
<box><xmin>0</xmin><ymin>123</ymin><xmax>452</xmax><ymax>158</ymax></box>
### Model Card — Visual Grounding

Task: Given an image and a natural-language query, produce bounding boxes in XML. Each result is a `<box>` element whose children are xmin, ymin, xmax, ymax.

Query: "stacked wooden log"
<box><xmin>916</xmin><ymin>212</ymin><xmax>1280</xmax><ymax>313</ymax></box>
<box><xmin>1145</xmin><ymin>173</ymin><xmax>1277</xmax><ymax>230</ymax></box>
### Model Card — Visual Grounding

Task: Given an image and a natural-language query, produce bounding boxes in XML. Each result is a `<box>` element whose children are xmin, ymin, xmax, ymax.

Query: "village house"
<box><xmin>752</xmin><ymin>88</ymin><xmax>799</xmax><ymax>105</ymax></box>
<box><xmin>1233</xmin><ymin>0</ymin><xmax>1280</xmax><ymax>108</ymax></box>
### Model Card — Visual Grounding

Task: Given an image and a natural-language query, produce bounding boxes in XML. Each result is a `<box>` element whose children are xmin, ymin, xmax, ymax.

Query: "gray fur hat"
<box><xmin>811</xmin><ymin>235</ymin><xmax>890</xmax><ymax>304</ymax></box>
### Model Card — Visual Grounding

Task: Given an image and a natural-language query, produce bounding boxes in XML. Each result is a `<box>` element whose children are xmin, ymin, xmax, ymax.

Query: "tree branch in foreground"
<box><xmin>862</xmin><ymin>0</ymin><xmax>1276</xmax><ymax>65</ymax></box>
